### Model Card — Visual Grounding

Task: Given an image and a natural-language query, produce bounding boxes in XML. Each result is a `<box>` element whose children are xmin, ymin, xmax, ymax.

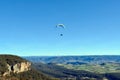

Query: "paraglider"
<box><xmin>56</xmin><ymin>24</ymin><xmax>65</xmax><ymax>36</ymax></box>
<box><xmin>56</xmin><ymin>24</ymin><xmax>65</xmax><ymax>28</ymax></box>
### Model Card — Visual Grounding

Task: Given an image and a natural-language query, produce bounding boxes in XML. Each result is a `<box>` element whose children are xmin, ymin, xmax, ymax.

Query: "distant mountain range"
<box><xmin>24</xmin><ymin>55</ymin><xmax>120</xmax><ymax>64</ymax></box>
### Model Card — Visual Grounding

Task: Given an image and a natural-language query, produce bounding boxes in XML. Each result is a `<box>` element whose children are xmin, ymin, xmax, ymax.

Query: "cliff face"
<box><xmin>13</xmin><ymin>62</ymin><xmax>31</xmax><ymax>73</ymax></box>
<box><xmin>3</xmin><ymin>62</ymin><xmax>31</xmax><ymax>76</ymax></box>
<box><xmin>0</xmin><ymin>55</ymin><xmax>58</xmax><ymax>80</ymax></box>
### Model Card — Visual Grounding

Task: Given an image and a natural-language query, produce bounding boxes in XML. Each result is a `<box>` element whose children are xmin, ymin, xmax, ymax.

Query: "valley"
<box><xmin>25</xmin><ymin>55</ymin><xmax>120</xmax><ymax>80</ymax></box>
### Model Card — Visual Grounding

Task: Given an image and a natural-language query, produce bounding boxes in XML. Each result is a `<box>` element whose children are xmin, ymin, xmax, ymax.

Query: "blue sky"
<box><xmin>0</xmin><ymin>0</ymin><xmax>120</xmax><ymax>56</ymax></box>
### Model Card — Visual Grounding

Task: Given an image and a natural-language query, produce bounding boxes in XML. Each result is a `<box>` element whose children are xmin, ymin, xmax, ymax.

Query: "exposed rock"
<box><xmin>0</xmin><ymin>55</ymin><xmax>56</xmax><ymax>80</ymax></box>
<box><xmin>3</xmin><ymin>71</ymin><xmax>10</xmax><ymax>77</ymax></box>
<box><xmin>3</xmin><ymin>62</ymin><xmax>31</xmax><ymax>76</ymax></box>
<box><xmin>13</xmin><ymin>62</ymin><xmax>31</xmax><ymax>73</ymax></box>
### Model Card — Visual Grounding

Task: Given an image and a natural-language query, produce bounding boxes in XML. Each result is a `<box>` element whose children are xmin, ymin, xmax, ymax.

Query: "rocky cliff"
<box><xmin>0</xmin><ymin>55</ymin><xmax>30</xmax><ymax>76</ymax></box>
<box><xmin>3</xmin><ymin>62</ymin><xmax>31</xmax><ymax>76</ymax></box>
<box><xmin>0</xmin><ymin>55</ymin><xmax>58</xmax><ymax>80</ymax></box>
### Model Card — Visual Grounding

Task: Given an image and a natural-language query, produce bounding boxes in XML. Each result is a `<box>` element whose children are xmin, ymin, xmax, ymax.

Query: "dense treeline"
<box><xmin>33</xmin><ymin>63</ymin><xmax>104</xmax><ymax>80</ymax></box>
<box><xmin>105</xmin><ymin>73</ymin><xmax>120</xmax><ymax>80</ymax></box>
<box><xmin>33</xmin><ymin>62</ymin><xmax>120</xmax><ymax>80</ymax></box>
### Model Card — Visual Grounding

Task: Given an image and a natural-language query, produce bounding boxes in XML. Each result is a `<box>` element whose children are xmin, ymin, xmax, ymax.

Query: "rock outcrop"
<box><xmin>0</xmin><ymin>55</ymin><xmax>56</xmax><ymax>80</ymax></box>
<box><xmin>3</xmin><ymin>62</ymin><xmax>31</xmax><ymax>76</ymax></box>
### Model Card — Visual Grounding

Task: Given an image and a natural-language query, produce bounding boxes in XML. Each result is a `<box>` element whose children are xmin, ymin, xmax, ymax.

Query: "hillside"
<box><xmin>33</xmin><ymin>62</ymin><xmax>107</xmax><ymax>80</ymax></box>
<box><xmin>32</xmin><ymin>62</ymin><xmax>120</xmax><ymax>80</ymax></box>
<box><xmin>0</xmin><ymin>55</ymin><xmax>58</xmax><ymax>80</ymax></box>
<box><xmin>25</xmin><ymin>56</ymin><xmax>120</xmax><ymax>80</ymax></box>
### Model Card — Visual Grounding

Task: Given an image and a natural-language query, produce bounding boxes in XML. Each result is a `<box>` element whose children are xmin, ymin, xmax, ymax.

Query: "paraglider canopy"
<box><xmin>56</xmin><ymin>24</ymin><xmax>65</xmax><ymax>28</ymax></box>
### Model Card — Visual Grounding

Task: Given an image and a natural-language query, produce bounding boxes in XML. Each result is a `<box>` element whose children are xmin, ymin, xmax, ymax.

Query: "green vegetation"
<box><xmin>0</xmin><ymin>55</ymin><xmax>59</xmax><ymax>80</ymax></box>
<box><xmin>33</xmin><ymin>63</ymin><xmax>105</xmax><ymax>80</ymax></box>
<box><xmin>25</xmin><ymin>56</ymin><xmax>120</xmax><ymax>80</ymax></box>
<box><xmin>60</xmin><ymin>62</ymin><xmax>120</xmax><ymax>74</ymax></box>
<box><xmin>0</xmin><ymin>54</ymin><xmax>27</xmax><ymax>75</ymax></box>
<box><xmin>105</xmin><ymin>73</ymin><xmax>120</xmax><ymax>80</ymax></box>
